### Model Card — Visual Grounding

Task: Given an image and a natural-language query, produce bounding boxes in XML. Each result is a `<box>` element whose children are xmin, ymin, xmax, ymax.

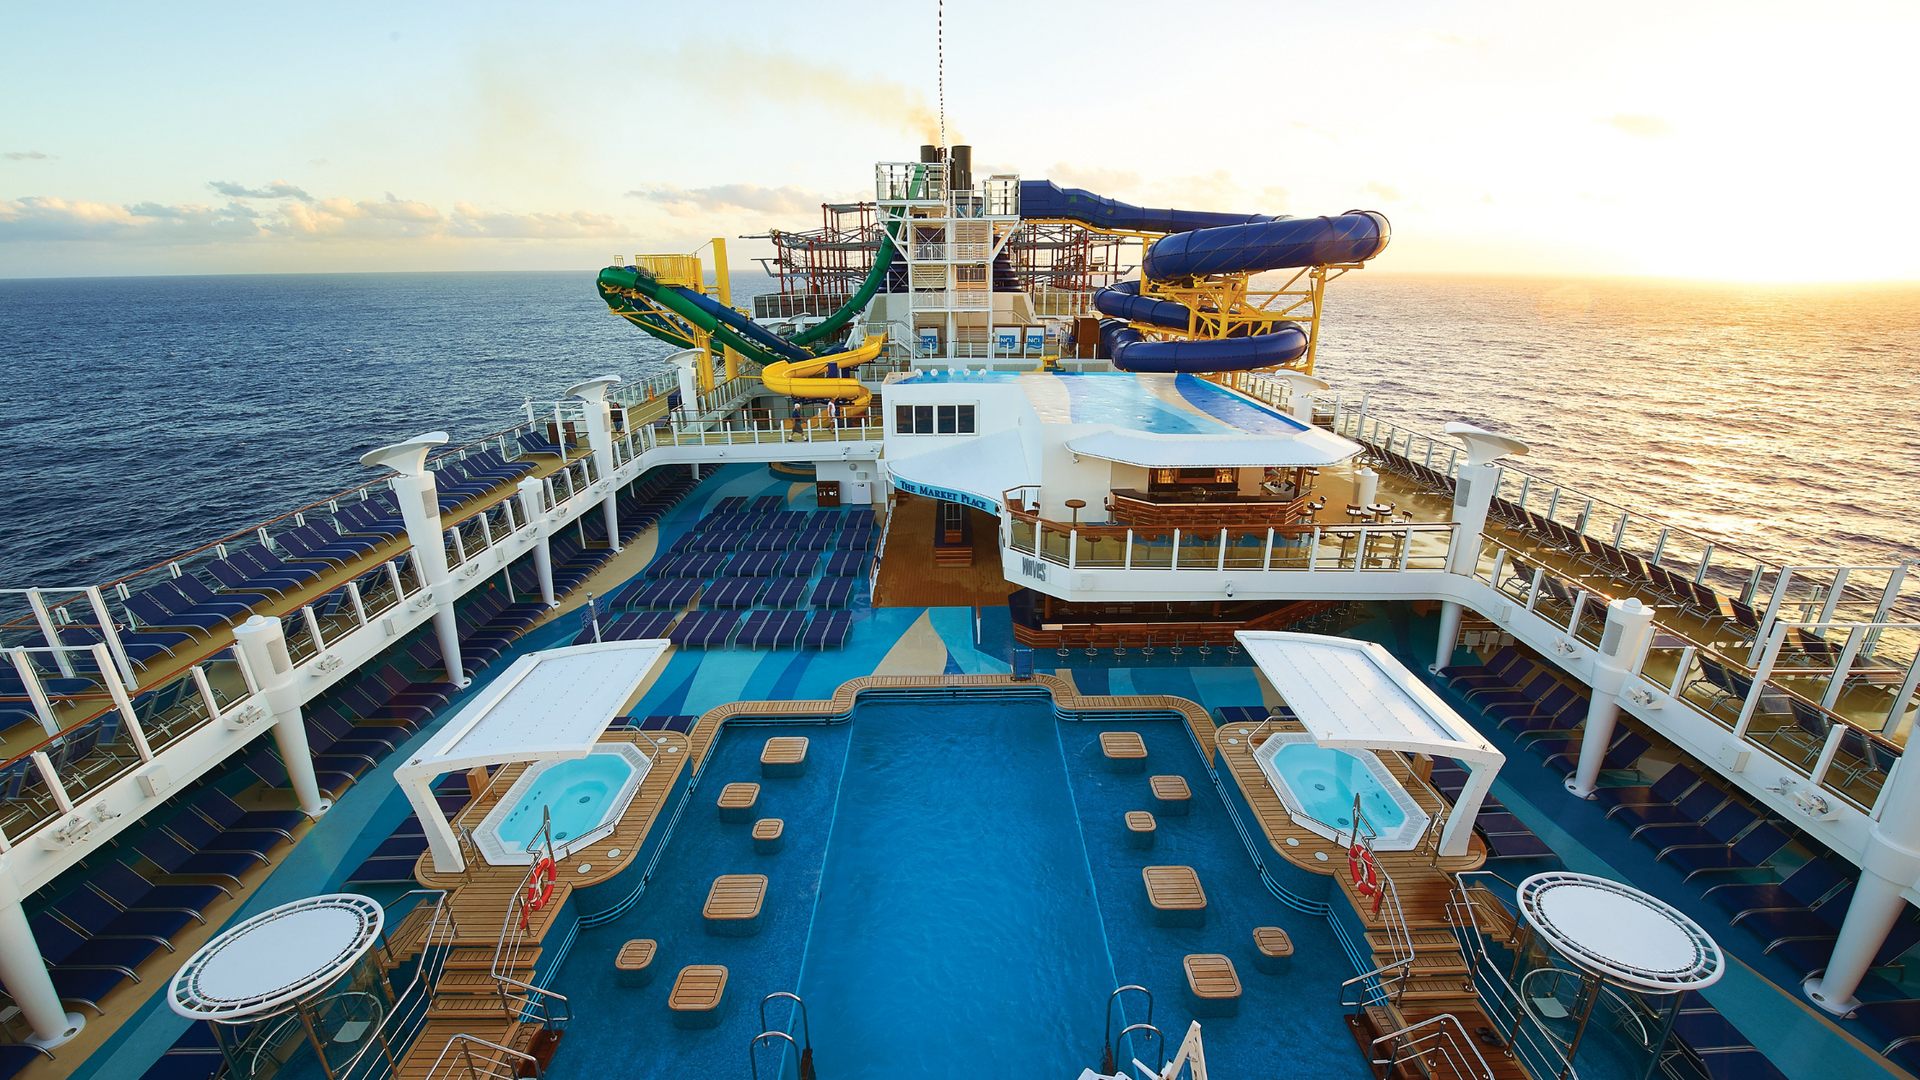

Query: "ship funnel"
<box><xmin>950</xmin><ymin>145</ymin><xmax>972</xmax><ymax>191</ymax></box>
<box><xmin>359</xmin><ymin>432</ymin><xmax>449</xmax><ymax>477</ymax></box>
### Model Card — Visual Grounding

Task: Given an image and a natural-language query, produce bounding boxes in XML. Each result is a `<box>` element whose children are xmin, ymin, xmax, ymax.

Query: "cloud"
<box><xmin>0</xmin><ymin>196</ymin><xmax>264</xmax><ymax>243</ymax></box>
<box><xmin>209</xmin><ymin>179</ymin><xmax>313</xmax><ymax>201</ymax></box>
<box><xmin>665</xmin><ymin>44</ymin><xmax>953</xmax><ymax>144</ymax></box>
<box><xmin>0</xmin><ymin>190</ymin><xmax>627</xmax><ymax>245</ymax></box>
<box><xmin>449</xmin><ymin>203</ymin><xmax>627</xmax><ymax>239</ymax></box>
<box><xmin>1600</xmin><ymin>113</ymin><xmax>1676</xmax><ymax>139</ymax></box>
<box><xmin>5</xmin><ymin>151</ymin><xmax>52</xmax><ymax>161</ymax></box>
<box><xmin>627</xmin><ymin>183</ymin><xmax>838</xmax><ymax>218</ymax></box>
<box><xmin>1366</xmin><ymin>181</ymin><xmax>1405</xmax><ymax>202</ymax></box>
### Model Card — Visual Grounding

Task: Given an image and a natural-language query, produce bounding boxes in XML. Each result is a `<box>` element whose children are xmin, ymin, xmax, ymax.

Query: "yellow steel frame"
<box><xmin>1130</xmin><ymin>263</ymin><xmax>1366</xmax><ymax>375</ymax></box>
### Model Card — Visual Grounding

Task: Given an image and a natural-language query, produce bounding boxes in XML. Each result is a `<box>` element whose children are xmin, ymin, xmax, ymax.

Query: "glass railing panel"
<box><xmin>1740</xmin><ymin>687</ymin><xmax>1825</xmax><ymax>781</ymax></box>
<box><xmin>1075</xmin><ymin>528</ymin><xmax>1127</xmax><ymax>568</ymax></box>
<box><xmin>1177</xmin><ymin>530</ymin><xmax>1222</xmax><ymax>570</ymax></box>
<box><xmin>1404</xmin><ymin>525</ymin><xmax>1454</xmax><ymax>570</ymax></box>
<box><xmin>1315</xmin><ymin>528</ymin><xmax>1359</xmax><ymax>570</ymax></box>
<box><xmin>1267</xmin><ymin>528</ymin><xmax>1312</xmax><ymax>570</ymax></box>
<box><xmin>1130</xmin><ymin>530</ymin><xmax>1174</xmax><ymax>570</ymax></box>
<box><xmin>1224</xmin><ymin>528</ymin><xmax>1268</xmax><ymax>570</ymax></box>
<box><xmin>1573</xmin><ymin>596</ymin><xmax>1608</xmax><ymax>647</ymax></box>
<box><xmin>1009</xmin><ymin>519</ymin><xmax>1036</xmax><ymax>555</ymax></box>
<box><xmin>1822</xmin><ymin>723</ymin><xmax>1895</xmax><ymax>813</ymax></box>
<box><xmin>1038</xmin><ymin>525</ymin><xmax>1070</xmax><ymax>564</ymax></box>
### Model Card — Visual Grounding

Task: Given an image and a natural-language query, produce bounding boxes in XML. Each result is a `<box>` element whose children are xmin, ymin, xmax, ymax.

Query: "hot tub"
<box><xmin>475</xmin><ymin>743</ymin><xmax>651</xmax><ymax>865</ymax></box>
<box><xmin>1252</xmin><ymin>732</ymin><xmax>1429</xmax><ymax>851</ymax></box>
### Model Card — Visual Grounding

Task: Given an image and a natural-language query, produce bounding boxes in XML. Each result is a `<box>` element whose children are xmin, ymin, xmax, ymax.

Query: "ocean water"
<box><xmin>0</xmin><ymin>272</ymin><xmax>1913</xmax><ymax>589</ymax></box>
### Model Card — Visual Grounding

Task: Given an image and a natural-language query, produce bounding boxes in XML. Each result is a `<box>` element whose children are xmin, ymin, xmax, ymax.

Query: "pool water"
<box><xmin>799</xmin><ymin>701</ymin><xmax>1115</xmax><ymax>1078</ymax></box>
<box><xmin>1269</xmin><ymin>741</ymin><xmax>1408</xmax><ymax>834</ymax></box>
<box><xmin>495</xmin><ymin>753</ymin><xmax>633</xmax><ymax>849</ymax></box>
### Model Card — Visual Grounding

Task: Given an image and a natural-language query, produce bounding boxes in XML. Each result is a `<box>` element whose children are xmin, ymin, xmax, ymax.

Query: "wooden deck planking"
<box><xmin>1150</xmin><ymin>774</ymin><xmax>1191</xmax><ymax>800</ymax></box>
<box><xmin>668</xmin><ymin>965</ymin><xmax>729</xmax><ymax>1010</ymax></box>
<box><xmin>1183</xmin><ymin>954</ymin><xmax>1242</xmax><ymax>998</ymax></box>
<box><xmin>1143</xmin><ymin>865</ymin><xmax>1207</xmax><ymax>910</ymax></box>
<box><xmin>685</xmin><ymin>673</ymin><xmax>1219</xmax><ymax>768</ymax></box>
<box><xmin>1100</xmin><ymin>731</ymin><xmax>1148</xmax><ymax>759</ymax></box>
<box><xmin>703</xmin><ymin>874</ymin><xmax>768</xmax><ymax>920</ymax></box>
<box><xmin>414</xmin><ymin>729</ymin><xmax>687</xmax><ymax>891</ymax></box>
<box><xmin>872</xmin><ymin>498</ymin><xmax>1013</xmax><ymax>609</ymax></box>
<box><xmin>760</xmin><ymin>736</ymin><xmax>809</xmax><ymax>764</ymax></box>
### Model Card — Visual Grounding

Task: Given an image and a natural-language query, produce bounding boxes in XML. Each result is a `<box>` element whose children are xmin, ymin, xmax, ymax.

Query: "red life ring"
<box><xmin>526</xmin><ymin>856</ymin><xmax>557</xmax><ymax>912</ymax></box>
<box><xmin>1348</xmin><ymin>842</ymin><xmax>1380</xmax><ymax>898</ymax></box>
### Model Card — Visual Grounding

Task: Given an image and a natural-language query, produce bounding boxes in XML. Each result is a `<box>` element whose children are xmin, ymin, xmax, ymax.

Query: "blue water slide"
<box><xmin>1019</xmin><ymin>180</ymin><xmax>1278</xmax><ymax>234</ymax></box>
<box><xmin>1026</xmin><ymin>177</ymin><xmax>1389</xmax><ymax>373</ymax></box>
<box><xmin>1099</xmin><ymin>319</ymin><xmax>1308</xmax><ymax>374</ymax></box>
<box><xmin>1141</xmin><ymin>211</ymin><xmax>1391</xmax><ymax>280</ymax></box>
<box><xmin>665</xmin><ymin>285</ymin><xmax>815</xmax><ymax>362</ymax></box>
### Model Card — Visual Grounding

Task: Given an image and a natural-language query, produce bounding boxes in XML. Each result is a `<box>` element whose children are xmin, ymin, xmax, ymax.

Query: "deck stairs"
<box><xmin>1337</xmin><ymin>836</ymin><xmax>1521</xmax><ymax>1080</ymax></box>
<box><xmin>389</xmin><ymin>836</ymin><xmax>574</xmax><ymax>1080</ymax></box>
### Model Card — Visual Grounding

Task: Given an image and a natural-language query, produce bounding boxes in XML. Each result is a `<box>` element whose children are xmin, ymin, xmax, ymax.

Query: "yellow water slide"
<box><xmin>758</xmin><ymin>334</ymin><xmax>885</xmax><ymax>419</ymax></box>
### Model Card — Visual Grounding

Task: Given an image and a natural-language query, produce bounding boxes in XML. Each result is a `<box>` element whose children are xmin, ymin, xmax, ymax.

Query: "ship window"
<box><xmin>895</xmin><ymin>405</ymin><xmax>913</xmax><ymax>435</ymax></box>
<box><xmin>914</xmin><ymin>405</ymin><xmax>934</xmax><ymax>434</ymax></box>
<box><xmin>938</xmin><ymin>405</ymin><xmax>957</xmax><ymax>434</ymax></box>
<box><xmin>957</xmin><ymin>405</ymin><xmax>975</xmax><ymax>433</ymax></box>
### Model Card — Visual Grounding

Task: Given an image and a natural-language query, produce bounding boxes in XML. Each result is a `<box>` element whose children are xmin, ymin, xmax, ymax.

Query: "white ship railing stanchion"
<box><xmin>1568</xmin><ymin>597</ymin><xmax>1657</xmax><ymax>799</ymax></box>
<box><xmin>93</xmin><ymin>644</ymin><xmax>152</xmax><ymax>763</ymax></box>
<box><xmin>24</xmin><ymin>589</ymin><xmax>73</xmax><ymax>679</ymax></box>
<box><xmin>0</xmin><ymin>874</ymin><xmax>85</xmax><ymax>1047</ymax></box>
<box><xmin>361</xmin><ymin>432</ymin><xmax>465</xmax><ymax>689</ymax></box>
<box><xmin>7</xmin><ymin>650</ymin><xmax>59</xmax><ymax>736</ymax></box>
<box><xmin>346</xmin><ymin>581</ymin><xmax>368</xmax><ymax>628</ymax></box>
<box><xmin>84</xmin><ymin>585</ymin><xmax>138</xmax><ymax>689</ymax></box>
<box><xmin>232</xmin><ymin>615</ymin><xmax>329</xmax><ymax>817</ymax></box>
<box><xmin>517</xmin><ymin>478</ymin><xmax>557</xmax><ymax>608</ymax></box>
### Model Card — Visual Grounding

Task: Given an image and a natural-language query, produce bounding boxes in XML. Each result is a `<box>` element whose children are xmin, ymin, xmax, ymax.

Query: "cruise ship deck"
<box><xmin>3</xmin><ymin>155</ymin><xmax>1917</xmax><ymax>1080</ymax></box>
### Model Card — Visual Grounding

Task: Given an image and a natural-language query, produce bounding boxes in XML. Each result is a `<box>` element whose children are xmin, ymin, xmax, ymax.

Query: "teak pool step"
<box><xmin>669</xmin><ymin>965</ymin><xmax>729</xmax><ymax>1029</ymax></box>
<box><xmin>704</xmin><ymin>873</ymin><xmax>769</xmax><ymax>936</ymax></box>
<box><xmin>1143</xmin><ymin>865</ymin><xmax>1206</xmax><ymax>927</ymax></box>
<box><xmin>760</xmin><ymin>736</ymin><xmax>809</xmax><ymax>777</ymax></box>
<box><xmin>1101</xmin><ymin>731</ymin><xmax>1148</xmax><ymax>772</ymax></box>
<box><xmin>718</xmin><ymin>782</ymin><xmax>760</xmax><ymax>822</ymax></box>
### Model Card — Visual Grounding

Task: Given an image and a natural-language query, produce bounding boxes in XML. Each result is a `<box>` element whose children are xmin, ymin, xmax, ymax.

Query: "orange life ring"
<box><xmin>1348</xmin><ymin>842</ymin><xmax>1380</xmax><ymax>898</ymax></box>
<box><xmin>526</xmin><ymin>856</ymin><xmax>557</xmax><ymax>912</ymax></box>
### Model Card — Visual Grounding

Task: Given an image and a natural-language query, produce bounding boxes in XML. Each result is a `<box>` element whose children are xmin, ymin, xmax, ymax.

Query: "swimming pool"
<box><xmin>1252</xmin><ymin>732</ymin><xmax>1429</xmax><ymax>850</ymax></box>
<box><xmin>475</xmin><ymin>743</ymin><xmax>651</xmax><ymax>864</ymax></box>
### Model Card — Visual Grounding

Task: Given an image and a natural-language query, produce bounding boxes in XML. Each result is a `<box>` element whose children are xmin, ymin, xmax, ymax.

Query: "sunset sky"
<box><xmin>2</xmin><ymin>0</ymin><xmax>1913</xmax><ymax>281</ymax></box>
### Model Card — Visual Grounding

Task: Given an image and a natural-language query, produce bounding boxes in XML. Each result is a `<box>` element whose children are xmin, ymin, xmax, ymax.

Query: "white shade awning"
<box><xmin>1065</xmin><ymin>428</ymin><xmax>1360</xmax><ymax>469</ymax></box>
<box><xmin>884</xmin><ymin>429</ymin><xmax>1034</xmax><ymax>512</ymax></box>
<box><xmin>1236</xmin><ymin>630</ymin><xmax>1505</xmax><ymax>857</ymax></box>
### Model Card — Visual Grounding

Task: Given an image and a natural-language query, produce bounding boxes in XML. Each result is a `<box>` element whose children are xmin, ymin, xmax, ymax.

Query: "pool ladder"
<box><xmin>1101</xmin><ymin>985</ymin><xmax>1164</xmax><ymax>1076</ymax></box>
<box><xmin>749</xmin><ymin>991</ymin><xmax>815</xmax><ymax>1080</ymax></box>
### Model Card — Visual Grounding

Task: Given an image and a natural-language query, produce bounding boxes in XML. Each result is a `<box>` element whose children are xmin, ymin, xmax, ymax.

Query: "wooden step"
<box><xmin>434</xmin><ymin>971</ymin><xmax>515</xmax><ymax>993</ymax></box>
<box><xmin>1381</xmin><ymin>950</ymin><xmax>1472</xmax><ymax>978</ymax></box>
<box><xmin>445</xmin><ymin>946</ymin><xmax>540</xmax><ymax>970</ymax></box>
<box><xmin>393</xmin><ymin>1019</ymin><xmax>528</xmax><ymax>1080</ymax></box>
<box><xmin>1366</xmin><ymin>928</ymin><xmax>1461</xmax><ymax>953</ymax></box>
<box><xmin>427</xmin><ymin>994</ymin><xmax>518</xmax><ymax>1020</ymax></box>
<box><xmin>1396</xmin><ymin>976</ymin><xmax>1479</xmax><ymax>1004</ymax></box>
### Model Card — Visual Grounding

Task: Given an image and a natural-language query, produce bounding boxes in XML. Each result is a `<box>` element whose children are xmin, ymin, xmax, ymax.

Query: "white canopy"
<box><xmin>1236</xmin><ymin>631</ymin><xmax>1504</xmax><ymax>856</ymax></box>
<box><xmin>884</xmin><ymin>429</ymin><xmax>1035</xmax><ymax>513</ymax></box>
<box><xmin>1064</xmin><ymin>427</ymin><xmax>1360</xmax><ymax>469</ymax></box>
<box><xmin>394</xmin><ymin>639</ymin><xmax>671</xmax><ymax>874</ymax></box>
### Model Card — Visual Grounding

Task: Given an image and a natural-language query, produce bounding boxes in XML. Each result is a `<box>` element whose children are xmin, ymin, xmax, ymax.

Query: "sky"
<box><xmin>2</xmin><ymin>0</ymin><xmax>1915</xmax><ymax>282</ymax></box>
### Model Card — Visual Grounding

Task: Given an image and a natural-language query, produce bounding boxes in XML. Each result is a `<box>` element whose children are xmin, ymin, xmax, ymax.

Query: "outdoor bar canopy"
<box><xmin>1235</xmin><ymin>631</ymin><xmax>1504</xmax><ymax>857</ymax></box>
<box><xmin>1063</xmin><ymin>427</ymin><xmax>1359</xmax><ymax>469</ymax></box>
<box><xmin>883</xmin><ymin>429</ymin><xmax>1036</xmax><ymax>513</ymax></box>
<box><xmin>393</xmin><ymin>639</ymin><xmax>671</xmax><ymax>874</ymax></box>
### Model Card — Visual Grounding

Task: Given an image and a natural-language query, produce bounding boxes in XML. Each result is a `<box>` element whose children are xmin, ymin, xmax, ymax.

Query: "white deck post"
<box><xmin>1440</xmin><ymin>762</ymin><xmax>1495</xmax><ymax>857</ymax></box>
<box><xmin>232</xmin><ymin>615</ymin><xmax>329</xmax><ymax>817</ymax></box>
<box><xmin>362</xmin><ymin>433</ymin><xmax>466</xmax><ymax>688</ymax></box>
<box><xmin>0</xmin><ymin>883</ymin><xmax>84</xmax><ymax>1047</ymax></box>
<box><xmin>1807</xmin><ymin>752</ymin><xmax>1920</xmax><ymax>1013</ymax></box>
<box><xmin>1567</xmin><ymin>598</ymin><xmax>1656</xmax><ymax>799</ymax></box>
<box><xmin>397</xmin><ymin>765</ymin><xmax>465</xmax><ymax>875</ymax></box>
<box><xmin>568</xmin><ymin>376</ymin><xmax>625</xmax><ymax>553</ymax></box>
<box><xmin>517</xmin><ymin>478</ymin><xmax>558</xmax><ymax>608</ymax></box>
<box><xmin>1439</xmin><ymin>424</ymin><xmax>1527</xmax><ymax>575</ymax></box>
<box><xmin>1432</xmin><ymin>601</ymin><xmax>1465</xmax><ymax>673</ymax></box>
